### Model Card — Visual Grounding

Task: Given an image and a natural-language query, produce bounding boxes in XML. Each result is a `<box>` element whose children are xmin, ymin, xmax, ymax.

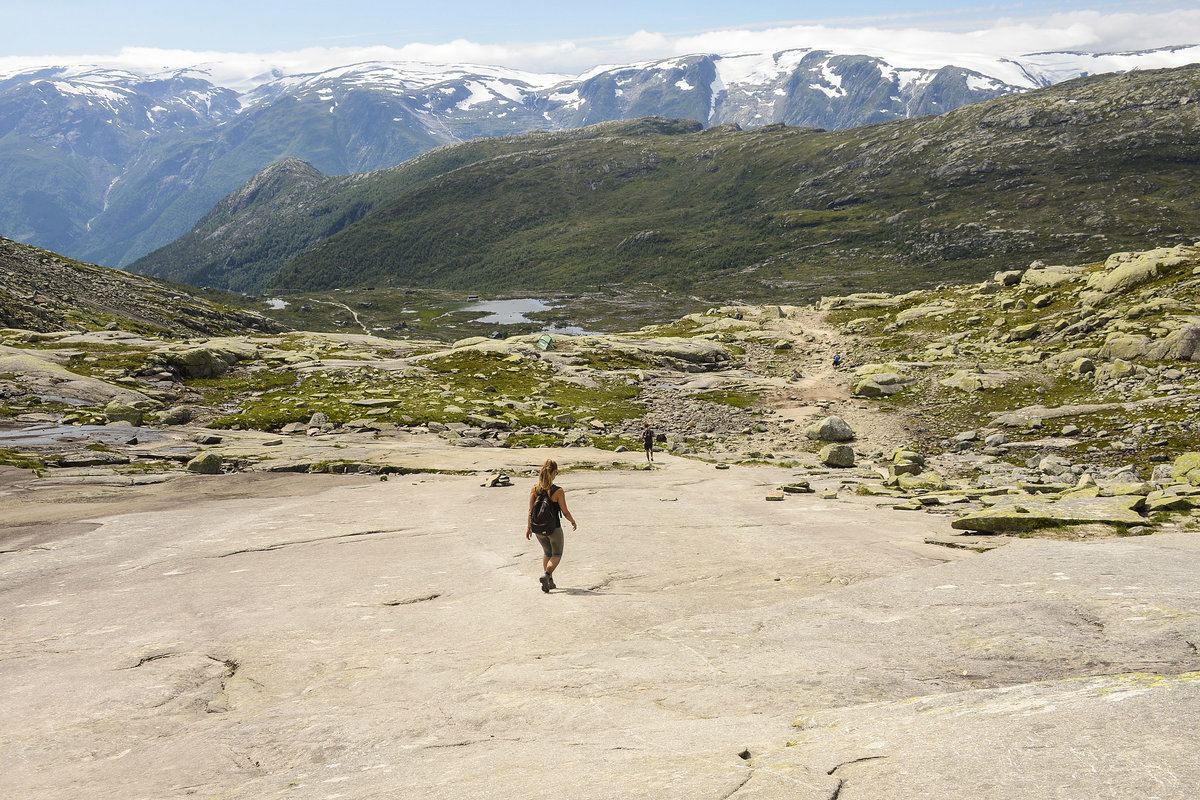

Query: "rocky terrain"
<box><xmin>4</xmin><ymin>240</ymin><xmax>1200</xmax><ymax>536</ymax></box>
<box><xmin>0</xmin><ymin>237</ymin><xmax>283</xmax><ymax>337</ymax></box>
<box><xmin>3</xmin><ymin>241</ymin><xmax>1200</xmax><ymax>798</ymax></box>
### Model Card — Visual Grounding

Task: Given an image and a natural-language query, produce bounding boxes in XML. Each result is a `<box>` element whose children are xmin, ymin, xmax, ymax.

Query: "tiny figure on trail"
<box><xmin>526</xmin><ymin>459</ymin><xmax>577</xmax><ymax>593</ymax></box>
<box><xmin>832</xmin><ymin>353</ymin><xmax>842</xmax><ymax>368</ymax></box>
<box><xmin>642</xmin><ymin>423</ymin><xmax>655</xmax><ymax>463</ymax></box>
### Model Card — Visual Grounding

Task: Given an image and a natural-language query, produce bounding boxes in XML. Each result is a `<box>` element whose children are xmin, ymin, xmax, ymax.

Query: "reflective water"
<box><xmin>462</xmin><ymin>298</ymin><xmax>590</xmax><ymax>335</ymax></box>
<box><xmin>463</xmin><ymin>298</ymin><xmax>552</xmax><ymax>323</ymax></box>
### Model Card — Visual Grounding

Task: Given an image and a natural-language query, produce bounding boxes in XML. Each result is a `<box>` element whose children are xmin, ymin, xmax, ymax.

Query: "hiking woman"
<box><xmin>526</xmin><ymin>459</ymin><xmax>577</xmax><ymax>593</ymax></box>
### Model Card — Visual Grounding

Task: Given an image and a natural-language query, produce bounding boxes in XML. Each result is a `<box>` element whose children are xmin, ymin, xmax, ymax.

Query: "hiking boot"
<box><xmin>546</xmin><ymin>573</ymin><xmax>556</xmax><ymax>590</ymax></box>
<box><xmin>540</xmin><ymin>574</ymin><xmax>551</xmax><ymax>593</ymax></box>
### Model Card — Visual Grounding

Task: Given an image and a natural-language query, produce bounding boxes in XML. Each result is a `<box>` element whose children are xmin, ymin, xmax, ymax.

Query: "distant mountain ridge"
<box><xmin>130</xmin><ymin>66</ymin><xmax>1200</xmax><ymax>301</ymax></box>
<box><xmin>2</xmin><ymin>44</ymin><xmax>1198</xmax><ymax>269</ymax></box>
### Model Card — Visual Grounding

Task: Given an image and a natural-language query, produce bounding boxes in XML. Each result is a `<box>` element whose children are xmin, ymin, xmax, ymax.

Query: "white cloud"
<box><xmin>2</xmin><ymin>9</ymin><xmax>1197</xmax><ymax>87</ymax></box>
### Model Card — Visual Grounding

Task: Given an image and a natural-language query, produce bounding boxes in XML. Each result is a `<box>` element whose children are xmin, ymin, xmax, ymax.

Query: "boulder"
<box><xmin>805</xmin><ymin>416</ymin><xmax>855</xmax><ymax>442</ymax></box>
<box><xmin>467</xmin><ymin>414</ymin><xmax>510</xmax><ymax>430</ymax></box>
<box><xmin>155</xmin><ymin>405</ymin><xmax>202</xmax><ymax>425</ymax></box>
<box><xmin>853</xmin><ymin>377</ymin><xmax>909</xmax><ymax>397</ymax></box>
<box><xmin>104</xmin><ymin>401</ymin><xmax>144</xmax><ymax>426</ymax></box>
<box><xmin>158</xmin><ymin>339</ymin><xmax>258</xmax><ymax>378</ymax></box>
<box><xmin>818</xmin><ymin>292</ymin><xmax>898</xmax><ymax>309</ymax></box>
<box><xmin>1020</xmin><ymin>265</ymin><xmax>1084</xmax><ymax>287</ymax></box>
<box><xmin>608</xmin><ymin>338</ymin><xmax>732</xmax><ymax>372</ymax></box>
<box><xmin>1145</xmin><ymin>495</ymin><xmax>1197</xmax><ymax>513</ymax></box>
<box><xmin>1039</xmin><ymin>456</ymin><xmax>1074</xmax><ymax>477</ymax></box>
<box><xmin>1085</xmin><ymin>247</ymin><xmax>1193</xmax><ymax>296</ymax></box>
<box><xmin>1173</xmin><ymin>453</ymin><xmax>1200</xmax><ymax>485</ymax></box>
<box><xmin>1070</xmin><ymin>358</ymin><xmax>1096</xmax><ymax>376</ymax></box>
<box><xmin>186</xmin><ymin>453</ymin><xmax>223</xmax><ymax>475</ymax></box>
<box><xmin>897</xmin><ymin>472</ymin><xmax>948</xmax><ymax>492</ymax></box>
<box><xmin>1144</xmin><ymin>324</ymin><xmax>1200</xmax><ymax>362</ymax></box>
<box><xmin>1095</xmin><ymin>359</ymin><xmax>1136</xmax><ymax>382</ymax></box>
<box><xmin>819</xmin><ymin>444</ymin><xmax>856</xmax><ymax>468</ymax></box>
<box><xmin>1005</xmin><ymin>323</ymin><xmax>1040</xmax><ymax>342</ymax></box>
<box><xmin>1099</xmin><ymin>334</ymin><xmax>1150</xmax><ymax>361</ymax></box>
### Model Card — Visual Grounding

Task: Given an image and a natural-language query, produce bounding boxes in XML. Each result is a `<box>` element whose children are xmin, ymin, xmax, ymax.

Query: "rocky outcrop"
<box><xmin>951</xmin><ymin>495</ymin><xmax>1147</xmax><ymax>533</ymax></box>
<box><xmin>155</xmin><ymin>339</ymin><xmax>260</xmax><ymax>378</ymax></box>
<box><xmin>806</xmin><ymin>416</ymin><xmax>855</xmax><ymax>442</ymax></box>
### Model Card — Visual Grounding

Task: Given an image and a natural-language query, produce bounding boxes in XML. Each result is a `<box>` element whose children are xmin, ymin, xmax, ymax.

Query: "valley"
<box><xmin>3</xmin><ymin>49</ymin><xmax>1200</xmax><ymax>798</ymax></box>
<box><xmin>3</xmin><ymin>234</ymin><xmax>1200</xmax><ymax>798</ymax></box>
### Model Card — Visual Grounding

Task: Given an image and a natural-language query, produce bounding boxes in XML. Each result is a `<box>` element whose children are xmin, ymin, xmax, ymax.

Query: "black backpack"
<box><xmin>530</xmin><ymin>488</ymin><xmax>558</xmax><ymax>534</ymax></box>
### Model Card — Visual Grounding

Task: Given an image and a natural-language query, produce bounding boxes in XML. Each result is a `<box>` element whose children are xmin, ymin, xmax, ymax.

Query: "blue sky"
<box><xmin>5</xmin><ymin>0</ymin><xmax>1198</xmax><ymax>77</ymax></box>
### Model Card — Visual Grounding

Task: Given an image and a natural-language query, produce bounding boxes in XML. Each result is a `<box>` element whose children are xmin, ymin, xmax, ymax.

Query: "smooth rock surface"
<box><xmin>3</xmin><ymin>453</ymin><xmax>1198</xmax><ymax>798</ymax></box>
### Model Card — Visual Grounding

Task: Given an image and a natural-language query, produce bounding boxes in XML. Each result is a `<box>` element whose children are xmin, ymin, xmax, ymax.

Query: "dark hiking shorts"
<box><xmin>535</xmin><ymin>527</ymin><xmax>564</xmax><ymax>558</ymax></box>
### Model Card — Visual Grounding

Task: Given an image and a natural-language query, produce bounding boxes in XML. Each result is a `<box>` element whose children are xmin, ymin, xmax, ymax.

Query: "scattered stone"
<box><xmin>186</xmin><ymin>453</ymin><xmax>223</xmax><ymax>474</ymax></box>
<box><xmin>191</xmin><ymin>432</ymin><xmax>223</xmax><ymax>445</ymax></box>
<box><xmin>483</xmin><ymin>472</ymin><xmax>512</xmax><ymax>487</ymax></box>
<box><xmin>805</xmin><ymin>416</ymin><xmax>855</xmax><ymax>442</ymax></box>
<box><xmin>765</xmin><ymin>493</ymin><xmax>785</xmax><ymax>501</ymax></box>
<box><xmin>155</xmin><ymin>405</ymin><xmax>201</xmax><ymax>425</ymax></box>
<box><xmin>984</xmin><ymin>432</ymin><xmax>1009</xmax><ymax>448</ymax></box>
<box><xmin>104</xmin><ymin>401</ymin><xmax>143</xmax><ymax>426</ymax></box>
<box><xmin>819</xmin><ymin>444</ymin><xmax>856</xmax><ymax>468</ymax></box>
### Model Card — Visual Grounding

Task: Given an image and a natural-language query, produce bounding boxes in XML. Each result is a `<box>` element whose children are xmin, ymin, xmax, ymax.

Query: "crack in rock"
<box><xmin>215</xmin><ymin>529</ymin><xmax>399</xmax><ymax>557</ymax></box>
<box><xmin>120</xmin><ymin>652</ymin><xmax>177</xmax><ymax>670</ymax></box>
<box><xmin>720</xmin><ymin>771</ymin><xmax>753</xmax><ymax>799</ymax></box>
<box><xmin>383</xmin><ymin>594</ymin><xmax>441</xmax><ymax>606</ymax></box>
<box><xmin>827</xmin><ymin>755</ymin><xmax>888</xmax><ymax>775</ymax></box>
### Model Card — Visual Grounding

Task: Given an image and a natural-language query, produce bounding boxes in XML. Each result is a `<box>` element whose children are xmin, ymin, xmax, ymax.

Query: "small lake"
<box><xmin>264</xmin><ymin>299</ymin><xmax>288</xmax><ymax>310</ymax></box>
<box><xmin>463</xmin><ymin>298</ymin><xmax>591</xmax><ymax>335</ymax></box>
<box><xmin>463</xmin><ymin>298</ymin><xmax>551</xmax><ymax>323</ymax></box>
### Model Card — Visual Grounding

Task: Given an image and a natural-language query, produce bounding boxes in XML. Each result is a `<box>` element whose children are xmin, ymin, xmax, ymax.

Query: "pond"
<box><xmin>462</xmin><ymin>298</ymin><xmax>591</xmax><ymax>335</ymax></box>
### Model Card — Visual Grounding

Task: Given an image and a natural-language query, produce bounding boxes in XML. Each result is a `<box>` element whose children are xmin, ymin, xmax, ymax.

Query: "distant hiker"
<box><xmin>641</xmin><ymin>423</ymin><xmax>655</xmax><ymax>463</ymax></box>
<box><xmin>526</xmin><ymin>459</ymin><xmax>577</xmax><ymax>593</ymax></box>
<box><xmin>832</xmin><ymin>353</ymin><xmax>842</xmax><ymax>368</ymax></box>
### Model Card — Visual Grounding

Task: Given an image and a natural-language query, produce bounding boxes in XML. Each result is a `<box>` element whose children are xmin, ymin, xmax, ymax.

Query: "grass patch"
<box><xmin>0</xmin><ymin>448</ymin><xmax>46</xmax><ymax>470</ymax></box>
<box><xmin>694</xmin><ymin>389</ymin><xmax>761</xmax><ymax>408</ymax></box>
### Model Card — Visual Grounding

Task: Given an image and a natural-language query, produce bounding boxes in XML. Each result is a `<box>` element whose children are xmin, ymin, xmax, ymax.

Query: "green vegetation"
<box><xmin>130</xmin><ymin>67</ymin><xmax>1200</xmax><ymax>303</ymax></box>
<box><xmin>0</xmin><ymin>448</ymin><xmax>46</xmax><ymax>470</ymax></box>
<box><xmin>695</xmin><ymin>389</ymin><xmax>761</xmax><ymax>408</ymax></box>
<box><xmin>197</xmin><ymin>349</ymin><xmax>643</xmax><ymax>432</ymax></box>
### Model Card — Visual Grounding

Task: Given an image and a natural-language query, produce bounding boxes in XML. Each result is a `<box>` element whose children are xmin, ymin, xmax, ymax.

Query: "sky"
<box><xmin>5</xmin><ymin>0</ymin><xmax>1200</xmax><ymax>82</ymax></box>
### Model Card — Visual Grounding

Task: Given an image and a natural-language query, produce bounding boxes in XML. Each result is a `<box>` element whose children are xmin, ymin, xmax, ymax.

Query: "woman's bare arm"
<box><xmin>553</xmin><ymin>488</ymin><xmax>577</xmax><ymax>530</ymax></box>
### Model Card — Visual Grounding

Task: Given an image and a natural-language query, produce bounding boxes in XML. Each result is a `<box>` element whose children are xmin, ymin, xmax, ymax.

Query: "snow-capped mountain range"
<box><xmin>2</xmin><ymin>43</ymin><xmax>1197</xmax><ymax>268</ymax></box>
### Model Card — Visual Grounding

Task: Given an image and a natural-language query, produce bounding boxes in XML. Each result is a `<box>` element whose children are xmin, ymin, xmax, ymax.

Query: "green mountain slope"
<box><xmin>0</xmin><ymin>237</ymin><xmax>283</xmax><ymax>337</ymax></box>
<box><xmin>136</xmin><ymin>66</ymin><xmax>1200</xmax><ymax>299</ymax></box>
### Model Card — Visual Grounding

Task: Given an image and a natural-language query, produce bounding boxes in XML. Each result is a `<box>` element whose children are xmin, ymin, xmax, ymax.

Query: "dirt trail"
<box><xmin>743</xmin><ymin>306</ymin><xmax>915</xmax><ymax>457</ymax></box>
